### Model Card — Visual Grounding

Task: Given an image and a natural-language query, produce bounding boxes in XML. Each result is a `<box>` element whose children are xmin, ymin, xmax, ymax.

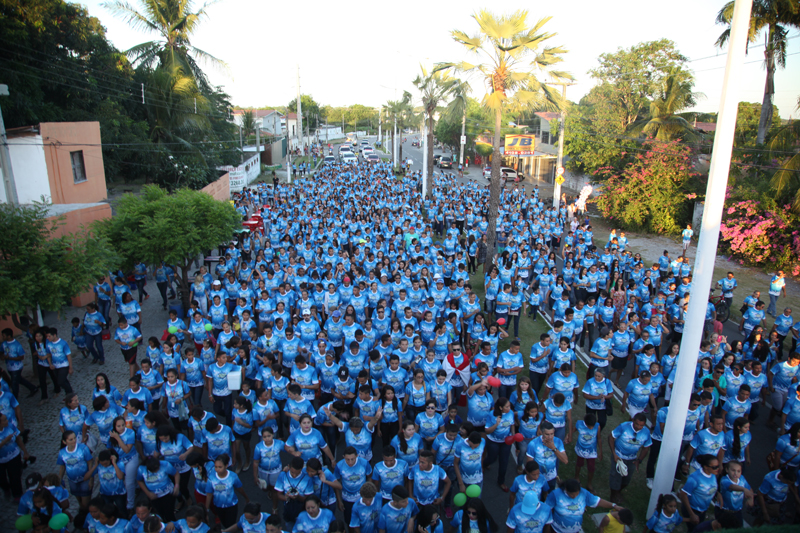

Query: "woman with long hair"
<box><xmin>450</xmin><ymin>498</ymin><xmax>498</xmax><ymax>533</ymax></box>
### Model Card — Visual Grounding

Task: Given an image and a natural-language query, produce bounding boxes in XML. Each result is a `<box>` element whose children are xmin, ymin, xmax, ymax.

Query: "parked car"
<box><xmin>500</xmin><ymin>167</ymin><xmax>519</xmax><ymax>182</ymax></box>
<box><xmin>433</xmin><ymin>154</ymin><xmax>442</xmax><ymax>164</ymax></box>
<box><xmin>483</xmin><ymin>165</ymin><xmax>492</xmax><ymax>178</ymax></box>
<box><xmin>339</xmin><ymin>145</ymin><xmax>353</xmax><ymax>155</ymax></box>
<box><xmin>439</xmin><ymin>156</ymin><xmax>453</xmax><ymax>169</ymax></box>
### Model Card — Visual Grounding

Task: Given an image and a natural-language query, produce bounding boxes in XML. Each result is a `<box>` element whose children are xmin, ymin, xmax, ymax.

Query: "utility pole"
<box><xmin>378</xmin><ymin>108</ymin><xmax>382</xmax><ymax>146</ymax></box>
<box><xmin>0</xmin><ymin>84</ymin><xmax>19</xmax><ymax>204</ymax></box>
<box><xmin>422</xmin><ymin>120</ymin><xmax>428</xmax><ymax>197</ymax></box>
<box><xmin>646</xmin><ymin>0</ymin><xmax>753</xmax><ymax>518</ymax></box>
<box><xmin>296</xmin><ymin>66</ymin><xmax>303</xmax><ymax>153</ymax></box>
<box><xmin>393</xmin><ymin>116</ymin><xmax>398</xmax><ymax>169</ymax></box>
<box><xmin>459</xmin><ymin>107</ymin><xmax>466</xmax><ymax>168</ymax></box>
<box><xmin>546</xmin><ymin>81</ymin><xmax>574</xmax><ymax>208</ymax></box>
<box><xmin>239</xmin><ymin>125</ymin><xmax>243</xmax><ymax>163</ymax></box>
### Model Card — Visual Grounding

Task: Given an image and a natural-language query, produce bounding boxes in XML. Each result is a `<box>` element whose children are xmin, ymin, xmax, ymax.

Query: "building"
<box><xmin>533</xmin><ymin>111</ymin><xmax>559</xmax><ymax>145</ymax></box>
<box><xmin>0</xmin><ymin>121</ymin><xmax>113</xmax><ymax>311</ymax></box>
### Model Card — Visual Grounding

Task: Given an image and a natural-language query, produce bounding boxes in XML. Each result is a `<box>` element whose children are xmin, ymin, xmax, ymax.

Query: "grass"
<box><xmin>467</xmin><ymin>269</ymin><xmax>653</xmax><ymax>533</ymax></box>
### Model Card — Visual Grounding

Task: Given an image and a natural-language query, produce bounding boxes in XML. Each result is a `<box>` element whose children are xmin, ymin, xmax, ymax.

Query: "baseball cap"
<box><xmin>332</xmin><ymin>310</ymin><xmax>341</xmax><ymax>318</ymax></box>
<box><xmin>521</xmin><ymin>492</ymin><xmax>539</xmax><ymax>515</ymax></box>
<box><xmin>302</xmin><ymin>309</ymin><xmax>311</xmax><ymax>316</ymax></box>
<box><xmin>212</xmin><ymin>280</ymin><xmax>221</xmax><ymax>286</ymax></box>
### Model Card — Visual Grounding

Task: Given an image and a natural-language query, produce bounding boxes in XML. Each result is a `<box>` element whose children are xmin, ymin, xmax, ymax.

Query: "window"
<box><xmin>70</xmin><ymin>151</ymin><xmax>87</xmax><ymax>183</ymax></box>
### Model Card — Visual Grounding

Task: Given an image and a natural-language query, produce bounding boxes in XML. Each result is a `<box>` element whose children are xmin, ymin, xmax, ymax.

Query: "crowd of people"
<box><xmin>1</xmin><ymin>156</ymin><xmax>799</xmax><ymax>533</ymax></box>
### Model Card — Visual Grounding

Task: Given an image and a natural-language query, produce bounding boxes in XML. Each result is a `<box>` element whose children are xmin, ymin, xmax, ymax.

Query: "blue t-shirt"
<box><xmin>719</xmin><ymin>474</ymin><xmax>751</xmax><ymax>511</ymax></box>
<box><xmin>372</xmin><ymin>459</ymin><xmax>409</xmax><ymax>501</ymax></box>
<box><xmin>286</xmin><ymin>428</ymin><xmax>328</xmax><ymax>462</ymax></box>
<box><xmin>378</xmin><ymin>500</ymin><xmax>419</xmax><ymax>533</ymax></box>
<box><xmin>611</xmin><ymin>422</ymin><xmax>652</xmax><ymax>460</ymax></box>
<box><xmin>545</xmin><ymin>488</ymin><xmax>600</xmax><ymax>533</ymax></box>
<box><xmin>207</xmin><ymin>469</ymin><xmax>243</xmax><ymax>508</ymax></box>
<box><xmin>350</xmin><ymin>497</ymin><xmax>382</xmax><ymax>533</ymax></box>
<box><xmin>758</xmin><ymin>470</ymin><xmax>790</xmax><ymax>502</ymax></box>
<box><xmin>409</xmin><ymin>464</ymin><xmax>447</xmax><ymax>505</ymax></box>
<box><xmin>510</xmin><ymin>473</ymin><xmax>549</xmax><ymax>505</ymax></box>
<box><xmin>682</xmin><ymin>470</ymin><xmax>719</xmax><ymax>511</ymax></box>
<box><xmin>454</xmin><ymin>439</ymin><xmax>485</xmax><ymax>484</ymax></box>
<box><xmin>645</xmin><ymin>509</ymin><xmax>683</xmax><ymax>533</ymax></box>
<box><xmin>136</xmin><ymin>461</ymin><xmax>176</xmax><ymax>497</ymax></box>
<box><xmin>199</xmin><ymin>425</ymin><xmax>233</xmax><ymax>460</ymax></box>
<box><xmin>294</xmin><ymin>509</ymin><xmax>335</xmax><ymax>533</ymax></box>
<box><xmin>525</xmin><ymin>436</ymin><xmax>565</xmax><ymax>481</ymax></box>
<box><xmin>334</xmin><ymin>457</ymin><xmax>372</xmax><ymax>502</ymax></box>
<box><xmin>506</xmin><ymin>502</ymin><xmax>553</xmax><ymax>533</ymax></box>
<box><xmin>56</xmin><ymin>443</ymin><xmax>93</xmax><ymax>482</ymax></box>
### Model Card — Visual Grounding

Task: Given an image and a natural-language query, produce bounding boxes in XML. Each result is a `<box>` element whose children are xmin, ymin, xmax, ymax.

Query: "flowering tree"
<box><xmin>720</xmin><ymin>198</ymin><xmax>800</xmax><ymax>276</ymax></box>
<box><xmin>594</xmin><ymin>140</ymin><xmax>703</xmax><ymax>234</ymax></box>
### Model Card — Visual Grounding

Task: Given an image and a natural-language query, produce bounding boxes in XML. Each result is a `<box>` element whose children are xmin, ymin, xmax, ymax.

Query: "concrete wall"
<box><xmin>0</xmin><ymin>133</ymin><xmax>52</xmax><ymax>204</ymax></box>
<box><xmin>218</xmin><ymin>153</ymin><xmax>260</xmax><ymax>192</ymax></box>
<box><xmin>40</xmin><ymin>122</ymin><xmax>108</xmax><ymax>204</ymax></box>
<box><xmin>201</xmin><ymin>172</ymin><xmax>231</xmax><ymax>201</ymax></box>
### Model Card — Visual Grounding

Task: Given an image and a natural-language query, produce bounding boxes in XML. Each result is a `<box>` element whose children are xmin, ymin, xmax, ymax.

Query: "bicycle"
<box><xmin>709</xmin><ymin>288</ymin><xmax>730</xmax><ymax>323</ymax></box>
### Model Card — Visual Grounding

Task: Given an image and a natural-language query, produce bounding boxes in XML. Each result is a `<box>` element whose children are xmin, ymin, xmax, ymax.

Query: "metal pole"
<box><xmin>646</xmin><ymin>0</ymin><xmax>753</xmax><ymax>518</ymax></box>
<box><xmin>378</xmin><ymin>108</ymin><xmax>382</xmax><ymax>146</ymax></box>
<box><xmin>393</xmin><ymin>117</ymin><xmax>398</xmax><ymax>169</ymax></box>
<box><xmin>552</xmin><ymin>83</ymin><xmax>567</xmax><ymax>208</ymax></box>
<box><xmin>296</xmin><ymin>66</ymin><xmax>303</xmax><ymax>153</ymax></box>
<box><xmin>422</xmin><ymin>120</ymin><xmax>428</xmax><ymax>197</ymax></box>
<box><xmin>0</xmin><ymin>84</ymin><xmax>20</xmax><ymax>204</ymax></box>
<box><xmin>459</xmin><ymin>107</ymin><xmax>466</xmax><ymax>167</ymax></box>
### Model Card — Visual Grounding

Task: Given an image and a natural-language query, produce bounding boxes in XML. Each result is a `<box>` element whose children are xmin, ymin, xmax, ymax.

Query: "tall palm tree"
<box><xmin>437</xmin><ymin>10</ymin><xmax>570</xmax><ymax>256</ymax></box>
<box><xmin>446</xmin><ymin>80</ymin><xmax>472</xmax><ymax>169</ymax></box>
<box><xmin>414</xmin><ymin>67</ymin><xmax>461</xmax><ymax>196</ymax></box>
<box><xmin>716</xmin><ymin>0</ymin><xmax>800</xmax><ymax>144</ymax></box>
<box><xmin>629</xmin><ymin>72</ymin><xmax>703</xmax><ymax>142</ymax></box>
<box><xmin>103</xmin><ymin>0</ymin><xmax>225</xmax><ymax>92</ymax></box>
<box><xmin>240</xmin><ymin>110</ymin><xmax>258</xmax><ymax>140</ymax></box>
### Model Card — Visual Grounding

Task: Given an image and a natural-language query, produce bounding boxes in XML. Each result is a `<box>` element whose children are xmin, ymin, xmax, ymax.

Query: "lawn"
<box><xmin>467</xmin><ymin>270</ymin><xmax>654</xmax><ymax>533</ymax></box>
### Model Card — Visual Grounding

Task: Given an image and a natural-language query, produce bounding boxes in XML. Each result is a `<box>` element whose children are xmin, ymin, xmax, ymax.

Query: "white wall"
<box><xmin>218</xmin><ymin>153</ymin><xmax>261</xmax><ymax>192</ymax></box>
<box><xmin>260</xmin><ymin>113</ymin><xmax>283</xmax><ymax>135</ymax></box>
<box><xmin>0</xmin><ymin>134</ymin><xmax>51</xmax><ymax>204</ymax></box>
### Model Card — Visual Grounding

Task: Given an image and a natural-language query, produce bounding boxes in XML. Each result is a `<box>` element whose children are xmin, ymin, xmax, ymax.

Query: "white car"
<box><xmin>362</xmin><ymin>147</ymin><xmax>374</xmax><ymax>157</ymax></box>
<box><xmin>323</xmin><ymin>155</ymin><xmax>336</xmax><ymax>166</ymax></box>
<box><xmin>341</xmin><ymin>152</ymin><xmax>357</xmax><ymax>164</ymax></box>
<box><xmin>339</xmin><ymin>145</ymin><xmax>353</xmax><ymax>155</ymax></box>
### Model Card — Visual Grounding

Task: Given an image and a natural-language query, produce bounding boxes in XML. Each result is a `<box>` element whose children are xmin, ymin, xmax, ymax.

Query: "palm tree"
<box><xmin>240</xmin><ymin>110</ymin><xmax>258</xmax><ymax>141</ymax></box>
<box><xmin>414</xmin><ymin>67</ymin><xmax>461</xmax><ymax>196</ymax></box>
<box><xmin>437</xmin><ymin>10</ymin><xmax>570</xmax><ymax>256</ymax></box>
<box><xmin>629</xmin><ymin>72</ymin><xmax>703</xmax><ymax>142</ymax></box>
<box><xmin>716</xmin><ymin>0</ymin><xmax>800</xmax><ymax>145</ymax></box>
<box><xmin>103</xmin><ymin>0</ymin><xmax>225</xmax><ymax>92</ymax></box>
<box><xmin>446</xmin><ymin>80</ymin><xmax>472</xmax><ymax>169</ymax></box>
<box><xmin>768</xmin><ymin>95</ymin><xmax>800</xmax><ymax>211</ymax></box>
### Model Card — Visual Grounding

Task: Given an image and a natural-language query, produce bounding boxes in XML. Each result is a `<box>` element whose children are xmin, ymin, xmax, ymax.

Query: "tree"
<box><xmin>438</xmin><ymin>10</ymin><xmax>570</xmax><ymax>256</ymax></box>
<box><xmin>0</xmin><ymin>202</ymin><xmax>118</xmax><ymax>329</ymax></box>
<box><xmin>594</xmin><ymin>140</ymin><xmax>704</xmax><ymax>234</ymax></box>
<box><xmin>716</xmin><ymin>0</ymin><xmax>800</xmax><ymax>144</ymax></box>
<box><xmin>414</xmin><ymin>67</ymin><xmax>461</xmax><ymax>196</ymax></box>
<box><xmin>103</xmin><ymin>0</ymin><xmax>225</xmax><ymax>93</ymax></box>
<box><xmin>240</xmin><ymin>110</ymin><xmax>258</xmax><ymax>138</ymax></box>
<box><xmin>629</xmin><ymin>72</ymin><xmax>703</xmax><ymax>141</ymax></box>
<box><xmin>733</xmin><ymin>102</ymin><xmax>782</xmax><ymax>147</ymax></box>
<box><xmin>589</xmin><ymin>40</ymin><xmax>690</xmax><ymax>131</ymax></box>
<box><xmin>288</xmin><ymin>95</ymin><xmax>323</xmax><ymax>132</ymax></box>
<box><xmin>96</xmin><ymin>185</ymin><xmax>241</xmax><ymax>310</ymax></box>
<box><xmin>385</xmin><ymin>92</ymin><xmax>413</xmax><ymax>166</ymax></box>
<box><xmin>768</xmin><ymin>96</ymin><xmax>800</xmax><ymax>212</ymax></box>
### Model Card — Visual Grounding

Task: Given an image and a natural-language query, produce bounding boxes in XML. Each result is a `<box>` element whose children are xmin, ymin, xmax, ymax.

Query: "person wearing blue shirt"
<box><xmin>199</xmin><ymin>418</ymin><xmax>233</xmax><ymax>462</ymax></box>
<box><xmin>286</xmin><ymin>414</ymin><xmax>335</xmax><ymax>464</ymax></box>
<box><xmin>136</xmin><ymin>457</ymin><xmax>178</xmax><ymax>522</ymax></box>
<box><xmin>276</xmin><ymin>457</ymin><xmax>315</xmax><ymax>526</ymax></box>
<box><xmin>57</xmin><ymin>430</ymin><xmax>93</xmax><ymax>504</ymax></box>
<box><xmin>768</xmin><ymin>352</ymin><xmax>800</xmax><ymax>427</ymax></box>
<box><xmin>455</xmin><ymin>432</ymin><xmax>485</xmax><ymax>490</ymax></box>
<box><xmin>509</xmin><ymin>460</ymin><xmax>549</xmax><ymax>508</ymax></box>
<box><xmin>377</xmin><ymin>486</ymin><xmax>419</xmax><ymax>533</ymax></box>
<box><xmin>174</xmin><ymin>506</ymin><xmax>210</xmax><ymax>533</ymax></box>
<box><xmin>718</xmin><ymin>461</ymin><xmax>752</xmax><ymax>526</ymax></box>
<box><xmin>646</xmin><ymin>494</ymin><xmax>686</xmax><ymax>533</ymax></box>
<box><xmin>679</xmin><ymin>455</ymin><xmax>722</xmax><ymax>528</ymax></box>
<box><xmin>756</xmin><ymin>468</ymin><xmax>794</xmax><ymax>522</ymax></box>
<box><xmin>205</xmin><ymin>453</ymin><xmax>248</xmax><ymax>529</ymax></box>
<box><xmin>334</xmin><ymin>447</ymin><xmax>373</xmax><ymax>527</ymax></box>
<box><xmin>609</xmin><ymin>414</ymin><xmax>652</xmax><ymax>502</ymax></box>
<box><xmin>525</xmin><ymin>422</ymin><xmax>567</xmax><ymax>489</ymax></box>
<box><xmin>350</xmin><ymin>482</ymin><xmax>382</xmax><ymax>533</ymax></box>
<box><xmin>685</xmin><ymin>415</ymin><xmax>726</xmax><ymax>471</ymax></box>
<box><xmin>46</xmin><ymin>327</ymin><xmax>74</xmax><ymax>394</ymax></box>
<box><xmin>545</xmin><ymin>478</ymin><xmax>616</xmax><ymax>533</ymax></box>
<box><xmin>528</xmin><ymin>335</ymin><xmax>552</xmax><ymax>396</ymax></box>
<box><xmin>507</xmin><ymin>491</ymin><xmax>553</xmax><ymax>533</ymax></box>
<box><xmin>495</xmin><ymin>342</ymin><xmax>524</xmax><ymax>400</ymax></box>
<box><xmin>372</xmin><ymin>447</ymin><xmax>410</xmax><ymax>502</ymax></box>
<box><xmin>207</xmin><ymin>352</ymin><xmax>242</xmax><ymax>427</ymax></box>
<box><xmin>294</xmin><ymin>495</ymin><xmax>335</xmax><ymax>533</ymax></box>
<box><xmin>408</xmin><ymin>450</ymin><xmax>449</xmax><ymax>506</ymax></box>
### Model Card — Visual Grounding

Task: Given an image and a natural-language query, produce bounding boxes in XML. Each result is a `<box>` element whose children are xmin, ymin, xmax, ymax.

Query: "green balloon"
<box><xmin>15</xmin><ymin>515</ymin><xmax>33</xmax><ymax>531</ymax></box>
<box><xmin>132</xmin><ymin>343</ymin><xmax>138</xmax><ymax>348</ymax></box>
<box><xmin>168</xmin><ymin>326</ymin><xmax>178</xmax><ymax>334</ymax></box>
<box><xmin>465</xmin><ymin>485</ymin><xmax>481</xmax><ymax>498</ymax></box>
<box><xmin>453</xmin><ymin>493</ymin><xmax>467</xmax><ymax>507</ymax></box>
<box><xmin>49</xmin><ymin>513</ymin><xmax>70</xmax><ymax>530</ymax></box>
<box><xmin>204</xmin><ymin>323</ymin><xmax>213</xmax><ymax>331</ymax></box>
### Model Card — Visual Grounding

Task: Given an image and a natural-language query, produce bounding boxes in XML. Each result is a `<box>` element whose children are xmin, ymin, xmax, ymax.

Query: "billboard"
<box><xmin>504</xmin><ymin>134</ymin><xmax>535</xmax><ymax>155</ymax></box>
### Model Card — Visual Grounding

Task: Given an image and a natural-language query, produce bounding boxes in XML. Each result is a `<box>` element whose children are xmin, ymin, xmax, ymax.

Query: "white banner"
<box><xmin>219</xmin><ymin>153</ymin><xmax>261</xmax><ymax>192</ymax></box>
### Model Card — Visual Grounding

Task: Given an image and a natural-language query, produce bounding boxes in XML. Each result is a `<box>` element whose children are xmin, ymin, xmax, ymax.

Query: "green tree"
<box><xmin>629</xmin><ymin>73</ymin><xmax>703</xmax><ymax>141</ymax></box>
<box><xmin>414</xmin><ymin>67</ymin><xmax>461</xmax><ymax>196</ymax></box>
<box><xmin>385</xmin><ymin>92</ymin><xmax>413</xmax><ymax>166</ymax></box>
<box><xmin>103</xmin><ymin>0</ymin><xmax>225</xmax><ymax>92</ymax></box>
<box><xmin>589</xmin><ymin>40</ymin><xmax>690</xmax><ymax>130</ymax></box>
<box><xmin>96</xmin><ymin>186</ymin><xmax>241</xmax><ymax>310</ymax></box>
<box><xmin>733</xmin><ymin>102</ymin><xmax>782</xmax><ymax>147</ymax></box>
<box><xmin>288</xmin><ymin>95</ymin><xmax>323</xmax><ymax>132</ymax></box>
<box><xmin>716</xmin><ymin>0</ymin><xmax>800</xmax><ymax>144</ymax></box>
<box><xmin>439</xmin><ymin>9</ymin><xmax>570</xmax><ymax>255</ymax></box>
<box><xmin>768</xmin><ymin>96</ymin><xmax>800</xmax><ymax>212</ymax></box>
<box><xmin>0</xmin><ymin>202</ymin><xmax>118</xmax><ymax>328</ymax></box>
<box><xmin>240</xmin><ymin>110</ymin><xmax>258</xmax><ymax>138</ymax></box>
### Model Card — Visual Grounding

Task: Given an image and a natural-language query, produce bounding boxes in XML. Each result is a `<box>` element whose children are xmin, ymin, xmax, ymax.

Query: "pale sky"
<box><xmin>75</xmin><ymin>0</ymin><xmax>800</xmax><ymax>118</ymax></box>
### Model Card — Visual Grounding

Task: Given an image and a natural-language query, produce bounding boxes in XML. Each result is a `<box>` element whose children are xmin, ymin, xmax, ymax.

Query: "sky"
<box><xmin>76</xmin><ymin>0</ymin><xmax>800</xmax><ymax>119</ymax></box>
